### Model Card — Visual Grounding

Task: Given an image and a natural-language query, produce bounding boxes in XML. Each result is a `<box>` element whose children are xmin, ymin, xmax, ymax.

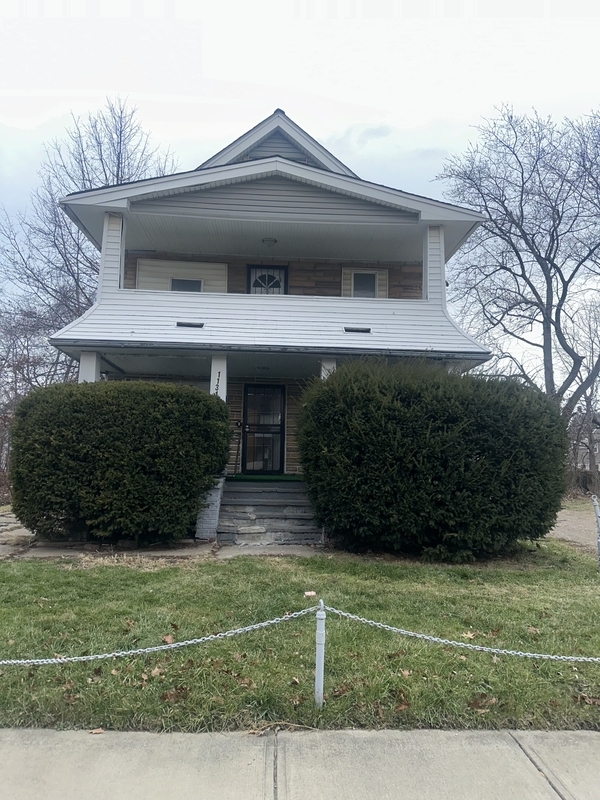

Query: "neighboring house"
<box><xmin>51</xmin><ymin>109</ymin><xmax>491</xmax><ymax>480</ymax></box>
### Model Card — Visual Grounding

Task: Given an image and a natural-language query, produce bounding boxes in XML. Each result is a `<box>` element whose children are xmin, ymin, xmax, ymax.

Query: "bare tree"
<box><xmin>440</xmin><ymin>107</ymin><xmax>600</xmax><ymax>419</ymax></box>
<box><xmin>0</xmin><ymin>97</ymin><xmax>178</xmax><ymax>392</ymax></box>
<box><xmin>0</xmin><ymin>98</ymin><xmax>178</xmax><ymax>496</ymax></box>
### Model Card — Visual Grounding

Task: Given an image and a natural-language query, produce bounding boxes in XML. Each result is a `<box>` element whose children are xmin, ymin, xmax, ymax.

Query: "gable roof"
<box><xmin>198</xmin><ymin>109</ymin><xmax>358</xmax><ymax>177</ymax></box>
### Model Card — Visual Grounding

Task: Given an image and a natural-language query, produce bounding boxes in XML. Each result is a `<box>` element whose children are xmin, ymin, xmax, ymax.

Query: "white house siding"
<box><xmin>98</xmin><ymin>213</ymin><xmax>124</xmax><ymax>296</ymax></box>
<box><xmin>341</xmin><ymin>268</ymin><xmax>389</xmax><ymax>298</ymax></box>
<box><xmin>130</xmin><ymin>177</ymin><xmax>418</xmax><ymax>225</ymax></box>
<box><xmin>232</xmin><ymin>130</ymin><xmax>322</xmax><ymax>167</ymax></box>
<box><xmin>51</xmin><ymin>290</ymin><xmax>490</xmax><ymax>360</ymax></box>
<box><xmin>425</xmin><ymin>226</ymin><xmax>445</xmax><ymax>305</ymax></box>
<box><xmin>136</xmin><ymin>259</ymin><xmax>227</xmax><ymax>292</ymax></box>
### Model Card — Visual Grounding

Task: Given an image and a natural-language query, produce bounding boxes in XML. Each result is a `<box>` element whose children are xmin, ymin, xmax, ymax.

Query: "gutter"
<box><xmin>49</xmin><ymin>337</ymin><xmax>490</xmax><ymax>361</ymax></box>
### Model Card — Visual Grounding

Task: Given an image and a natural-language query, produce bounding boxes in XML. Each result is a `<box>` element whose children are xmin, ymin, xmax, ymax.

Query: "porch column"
<box><xmin>423</xmin><ymin>225</ymin><xmax>446</xmax><ymax>306</ymax></box>
<box><xmin>320</xmin><ymin>358</ymin><xmax>336</xmax><ymax>380</ymax></box>
<box><xmin>97</xmin><ymin>212</ymin><xmax>125</xmax><ymax>300</ymax></box>
<box><xmin>210</xmin><ymin>355</ymin><xmax>228</xmax><ymax>402</ymax></box>
<box><xmin>78</xmin><ymin>352</ymin><xmax>101</xmax><ymax>383</ymax></box>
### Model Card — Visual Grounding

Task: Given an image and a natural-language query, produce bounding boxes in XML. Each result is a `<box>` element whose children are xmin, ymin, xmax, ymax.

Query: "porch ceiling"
<box><xmin>123</xmin><ymin>214</ymin><xmax>435</xmax><ymax>263</ymax></box>
<box><xmin>96</xmin><ymin>350</ymin><xmax>325</xmax><ymax>380</ymax></box>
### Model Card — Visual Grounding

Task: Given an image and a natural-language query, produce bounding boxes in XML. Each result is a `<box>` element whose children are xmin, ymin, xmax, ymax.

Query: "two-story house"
<box><xmin>51</xmin><ymin>109</ymin><xmax>490</xmax><ymax>493</ymax></box>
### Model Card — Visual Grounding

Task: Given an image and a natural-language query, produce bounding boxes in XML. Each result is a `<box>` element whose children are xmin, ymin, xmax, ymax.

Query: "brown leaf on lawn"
<box><xmin>461</xmin><ymin>631</ymin><xmax>476</xmax><ymax>640</ymax></box>
<box><xmin>386</xmin><ymin>650</ymin><xmax>407</xmax><ymax>660</ymax></box>
<box><xmin>161</xmin><ymin>634</ymin><xmax>175</xmax><ymax>645</ymax></box>
<box><xmin>63</xmin><ymin>693</ymin><xmax>80</xmax><ymax>704</ymax></box>
<box><xmin>210</xmin><ymin>696</ymin><xmax>225</xmax><ymax>705</ymax></box>
<box><xmin>93</xmin><ymin>666</ymin><xmax>102</xmax><ymax>676</ymax></box>
<box><xmin>232</xmin><ymin>652</ymin><xmax>247</xmax><ymax>662</ymax></box>
<box><xmin>161</xmin><ymin>686</ymin><xmax>189</xmax><ymax>703</ymax></box>
<box><xmin>151</xmin><ymin>667</ymin><xmax>164</xmax><ymax>678</ymax></box>
<box><xmin>458</xmin><ymin>655</ymin><xmax>467</xmax><ymax>661</ymax></box>
<box><xmin>331</xmin><ymin>682</ymin><xmax>354</xmax><ymax>697</ymax></box>
<box><xmin>491</xmin><ymin>655</ymin><xmax>500</xmax><ymax>664</ymax></box>
<box><xmin>89</xmin><ymin>728</ymin><xmax>104</xmax><ymax>735</ymax></box>
<box><xmin>170</xmin><ymin>622</ymin><xmax>179</xmax><ymax>631</ymax></box>
<box><xmin>237</xmin><ymin>677</ymin><xmax>256</xmax><ymax>690</ymax></box>
<box><xmin>400</xmin><ymin>670</ymin><xmax>412</xmax><ymax>678</ymax></box>
<box><xmin>7</xmin><ymin>640</ymin><xmax>14</xmax><ymax>646</ymax></box>
<box><xmin>468</xmin><ymin>693</ymin><xmax>498</xmax><ymax>711</ymax></box>
<box><xmin>574</xmin><ymin>693</ymin><xmax>600</xmax><ymax>706</ymax></box>
<box><xmin>394</xmin><ymin>702</ymin><xmax>410</xmax><ymax>711</ymax></box>
<box><xmin>123</xmin><ymin>619</ymin><xmax>135</xmax><ymax>632</ymax></box>
<box><xmin>141</xmin><ymin>673</ymin><xmax>148</xmax><ymax>681</ymax></box>
<box><xmin>87</xmin><ymin>676</ymin><xmax>101</xmax><ymax>684</ymax></box>
<box><xmin>63</xmin><ymin>679</ymin><xmax>75</xmax><ymax>691</ymax></box>
<box><xmin>290</xmin><ymin>677</ymin><xmax>300</xmax><ymax>686</ymax></box>
<box><xmin>110</xmin><ymin>669</ymin><xmax>119</xmax><ymax>676</ymax></box>
<box><xmin>290</xmin><ymin>695</ymin><xmax>303</xmax><ymax>707</ymax></box>
<box><xmin>527</xmin><ymin>627</ymin><xmax>540</xmax><ymax>634</ymax></box>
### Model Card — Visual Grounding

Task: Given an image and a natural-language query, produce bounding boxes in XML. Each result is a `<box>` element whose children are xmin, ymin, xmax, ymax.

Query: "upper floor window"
<box><xmin>248</xmin><ymin>266</ymin><xmax>287</xmax><ymax>295</ymax></box>
<box><xmin>353</xmin><ymin>272</ymin><xmax>377</xmax><ymax>298</ymax></box>
<box><xmin>342</xmin><ymin>267</ymin><xmax>388</xmax><ymax>298</ymax></box>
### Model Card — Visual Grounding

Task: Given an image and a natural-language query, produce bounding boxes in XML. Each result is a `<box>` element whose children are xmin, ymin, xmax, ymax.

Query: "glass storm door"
<box><xmin>242</xmin><ymin>385</ymin><xmax>285</xmax><ymax>474</ymax></box>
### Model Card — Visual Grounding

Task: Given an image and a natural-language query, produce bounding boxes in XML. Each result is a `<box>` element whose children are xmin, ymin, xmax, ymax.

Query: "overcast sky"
<box><xmin>2</xmin><ymin>0</ymin><xmax>600</xmax><ymax>214</ymax></box>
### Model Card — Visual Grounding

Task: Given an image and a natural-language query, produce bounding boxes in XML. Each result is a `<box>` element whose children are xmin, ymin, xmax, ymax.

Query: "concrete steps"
<box><xmin>217</xmin><ymin>481</ymin><xmax>322</xmax><ymax>544</ymax></box>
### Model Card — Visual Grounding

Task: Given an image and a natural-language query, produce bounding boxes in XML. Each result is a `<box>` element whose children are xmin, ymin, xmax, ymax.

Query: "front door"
<box><xmin>242</xmin><ymin>385</ymin><xmax>285</xmax><ymax>474</ymax></box>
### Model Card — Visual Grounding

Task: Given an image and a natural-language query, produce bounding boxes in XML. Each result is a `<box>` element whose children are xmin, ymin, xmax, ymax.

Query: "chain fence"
<box><xmin>323</xmin><ymin>605</ymin><xmax>600</xmax><ymax>664</ymax></box>
<box><xmin>0</xmin><ymin>606</ymin><xmax>318</xmax><ymax>667</ymax></box>
<box><xmin>2</xmin><ymin>600</ymin><xmax>600</xmax><ymax>708</ymax></box>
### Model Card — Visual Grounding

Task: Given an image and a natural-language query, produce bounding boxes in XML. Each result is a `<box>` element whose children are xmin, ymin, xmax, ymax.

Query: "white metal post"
<box><xmin>315</xmin><ymin>599</ymin><xmax>326</xmax><ymax>709</ymax></box>
<box><xmin>592</xmin><ymin>495</ymin><xmax>600</xmax><ymax>570</ymax></box>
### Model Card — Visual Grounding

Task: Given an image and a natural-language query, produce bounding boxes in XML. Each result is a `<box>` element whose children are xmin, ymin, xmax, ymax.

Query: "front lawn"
<box><xmin>1</xmin><ymin>542</ymin><xmax>600</xmax><ymax>732</ymax></box>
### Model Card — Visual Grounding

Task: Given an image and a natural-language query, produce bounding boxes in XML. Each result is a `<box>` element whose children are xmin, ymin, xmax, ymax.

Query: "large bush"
<box><xmin>10</xmin><ymin>381</ymin><xmax>230</xmax><ymax>543</ymax></box>
<box><xmin>298</xmin><ymin>361</ymin><xmax>567</xmax><ymax>560</ymax></box>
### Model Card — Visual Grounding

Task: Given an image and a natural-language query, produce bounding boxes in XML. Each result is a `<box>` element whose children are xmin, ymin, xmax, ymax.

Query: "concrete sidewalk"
<box><xmin>1</xmin><ymin>728</ymin><xmax>599</xmax><ymax>800</ymax></box>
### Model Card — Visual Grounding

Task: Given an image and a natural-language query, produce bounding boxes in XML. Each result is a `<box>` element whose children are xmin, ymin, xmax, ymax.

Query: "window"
<box><xmin>247</xmin><ymin>266</ymin><xmax>287</xmax><ymax>295</ymax></box>
<box><xmin>352</xmin><ymin>272</ymin><xmax>377</xmax><ymax>298</ymax></box>
<box><xmin>171</xmin><ymin>278</ymin><xmax>203</xmax><ymax>292</ymax></box>
<box><xmin>342</xmin><ymin>268</ymin><xmax>388</xmax><ymax>298</ymax></box>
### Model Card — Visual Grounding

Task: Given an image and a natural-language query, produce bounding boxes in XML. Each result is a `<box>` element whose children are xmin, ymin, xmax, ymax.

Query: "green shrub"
<box><xmin>9</xmin><ymin>381</ymin><xmax>230</xmax><ymax>543</ymax></box>
<box><xmin>298</xmin><ymin>361</ymin><xmax>567</xmax><ymax>560</ymax></box>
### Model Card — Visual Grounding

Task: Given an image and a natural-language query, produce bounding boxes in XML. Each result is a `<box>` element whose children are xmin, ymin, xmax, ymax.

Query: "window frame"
<box><xmin>246</xmin><ymin>265</ymin><xmax>289</xmax><ymax>295</ymax></box>
<box><xmin>351</xmin><ymin>270</ymin><xmax>379</xmax><ymax>298</ymax></box>
<box><xmin>170</xmin><ymin>277</ymin><xmax>204</xmax><ymax>293</ymax></box>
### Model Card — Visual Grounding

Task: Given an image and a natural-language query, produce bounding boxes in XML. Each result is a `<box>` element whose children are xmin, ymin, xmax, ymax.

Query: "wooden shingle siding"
<box><xmin>132</xmin><ymin>177</ymin><xmax>418</xmax><ymax>224</ymax></box>
<box><xmin>284</xmin><ymin>382</ymin><xmax>305</xmax><ymax>474</ymax></box>
<box><xmin>124</xmin><ymin>252</ymin><xmax>422</xmax><ymax>299</ymax></box>
<box><xmin>288</xmin><ymin>262</ymin><xmax>341</xmax><ymax>296</ymax></box>
<box><xmin>137</xmin><ymin>259</ymin><xmax>227</xmax><ymax>292</ymax></box>
<box><xmin>226</xmin><ymin>381</ymin><xmax>244</xmax><ymax>475</ymax></box>
<box><xmin>389</xmin><ymin>264</ymin><xmax>423</xmax><ymax>299</ymax></box>
<box><xmin>225</xmin><ymin>378</ymin><xmax>306</xmax><ymax>475</ymax></box>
